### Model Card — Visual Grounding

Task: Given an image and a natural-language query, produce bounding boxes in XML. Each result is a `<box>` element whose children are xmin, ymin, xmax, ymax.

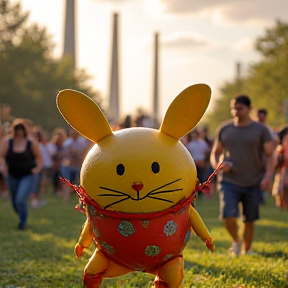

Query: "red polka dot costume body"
<box><xmin>85</xmin><ymin>190</ymin><xmax>193</xmax><ymax>272</ymax></box>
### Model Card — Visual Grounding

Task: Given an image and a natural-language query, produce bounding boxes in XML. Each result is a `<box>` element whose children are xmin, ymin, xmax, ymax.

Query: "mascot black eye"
<box><xmin>151</xmin><ymin>162</ymin><xmax>160</xmax><ymax>174</ymax></box>
<box><xmin>116</xmin><ymin>164</ymin><xmax>125</xmax><ymax>175</ymax></box>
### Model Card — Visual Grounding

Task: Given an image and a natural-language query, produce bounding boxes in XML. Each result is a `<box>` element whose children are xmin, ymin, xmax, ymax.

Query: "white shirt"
<box><xmin>186</xmin><ymin>139</ymin><xmax>209</xmax><ymax>161</ymax></box>
<box><xmin>39</xmin><ymin>143</ymin><xmax>53</xmax><ymax>168</ymax></box>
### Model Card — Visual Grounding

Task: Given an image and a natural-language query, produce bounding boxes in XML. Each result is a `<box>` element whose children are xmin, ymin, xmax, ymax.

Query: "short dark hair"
<box><xmin>234</xmin><ymin>95</ymin><xmax>251</xmax><ymax>107</ymax></box>
<box><xmin>257</xmin><ymin>108</ymin><xmax>267</xmax><ymax>115</ymax></box>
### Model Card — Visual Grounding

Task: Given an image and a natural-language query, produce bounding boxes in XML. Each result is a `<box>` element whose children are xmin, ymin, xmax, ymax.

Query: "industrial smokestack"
<box><xmin>153</xmin><ymin>32</ymin><xmax>159</xmax><ymax>127</ymax></box>
<box><xmin>63</xmin><ymin>0</ymin><xmax>76</xmax><ymax>69</ymax></box>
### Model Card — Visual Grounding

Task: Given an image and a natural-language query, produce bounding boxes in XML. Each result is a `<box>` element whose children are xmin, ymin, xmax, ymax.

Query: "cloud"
<box><xmin>159</xmin><ymin>0</ymin><xmax>288</xmax><ymax>24</ymax></box>
<box><xmin>158</xmin><ymin>0</ymin><xmax>228</xmax><ymax>14</ymax></box>
<box><xmin>232</xmin><ymin>37</ymin><xmax>254</xmax><ymax>52</ymax></box>
<box><xmin>91</xmin><ymin>0</ymin><xmax>130</xmax><ymax>2</ymax></box>
<box><xmin>222</xmin><ymin>1</ymin><xmax>288</xmax><ymax>24</ymax></box>
<box><xmin>161</xmin><ymin>31</ymin><xmax>212</xmax><ymax>50</ymax></box>
<box><xmin>135</xmin><ymin>32</ymin><xmax>214</xmax><ymax>54</ymax></box>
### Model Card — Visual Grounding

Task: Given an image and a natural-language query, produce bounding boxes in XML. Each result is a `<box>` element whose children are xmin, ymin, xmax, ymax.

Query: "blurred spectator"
<box><xmin>257</xmin><ymin>109</ymin><xmax>278</xmax><ymax>145</ymax></box>
<box><xmin>186</xmin><ymin>129</ymin><xmax>210</xmax><ymax>184</ymax></box>
<box><xmin>49</xmin><ymin>128</ymin><xmax>67</xmax><ymax>195</ymax></box>
<box><xmin>135</xmin><ymin>113</ymin><xmax>154</xmax><ymax>128</ymax></box>
<box><xmin>180</xmin><ymin>134</ymin><xmax>189</xmax><ymax>146</ymax></box>
<box><xmin>200</xmin><ymin>127</ymin><xmax>214</xmax><ymax>150</ymax></box>
<box><xmin>0</xmin><ymin>123</ymin><xmax>9</xmax><ymax>199</ymax></box>
<box><xmin>0</xmin><ymin>119</ymin><xmax>43</xmax><ymax>229</ymax></box>
<box><xmin>1</xmin><ymin>103</ymin><xmax>14</xmax><ymax>123</ymax></box>
<box><xmin>256</xmin><ymin>108</ymin><xmax>278</xmax><ymax>204</ymax></box>
<box><xmin>30</xmin><ymin>126</ymin><xmax>52</xmax><ymax>208</ymax></box>
<box><xmin>60</xmin><ymin>128</ymin><xmax>90</xmax><ymax>201</ymax></box>
<box><xmin>272</xmin><ymin>128</ymin><xmax>288</xmax><ymax>209</ymax></box>
<box><xmin>119</xmin><ymin>115</ymin><xmax>133</xmax><ymax>129</ymax></box>
<box><xmin>199</xmin><ymin>126</ymin><xmax>216</xmax><ymax>194</ymax></box>
<box><xmin>23</xmin><ymin>118</ymin><xmax>34</xmax><ymax>139</ymax></box>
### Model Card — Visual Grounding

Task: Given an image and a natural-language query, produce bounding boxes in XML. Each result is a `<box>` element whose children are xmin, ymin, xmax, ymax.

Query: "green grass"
<box><xmin>0</xmin><ymin>191</ymin><xmax>287</xmax><ymax>288</ymax></box>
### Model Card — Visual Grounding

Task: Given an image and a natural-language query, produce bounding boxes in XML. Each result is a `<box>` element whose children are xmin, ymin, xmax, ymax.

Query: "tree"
<box><xmin>245</xmin><ymin>20</ymin><xmax>288</xmax><ymax>128</ymax></box>
<box><xmin>206</xmin><ymin>20</ymin><xmax>288</xmax><ymax>134</ymax></box>
<box><xmin>0</xmin><ymin>0</ymin><xmax>102</xmax><ymax>132</ymax></box>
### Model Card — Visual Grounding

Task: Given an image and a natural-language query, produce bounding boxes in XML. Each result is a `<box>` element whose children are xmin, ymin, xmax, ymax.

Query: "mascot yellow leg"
<box><xmin>83</xmin><ymin>249</ymin><xmax>133</xmax><ymax>288</ymax></box>
<box><xmin>153</xmin><ymin>256</ymin><xmax>184</xmax><ymax>288</ymax></box>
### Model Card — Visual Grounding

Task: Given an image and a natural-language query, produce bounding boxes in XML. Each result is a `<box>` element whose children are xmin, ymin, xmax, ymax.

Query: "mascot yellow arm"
<box><xmin>78</xmin><ymin>219</ymin><xmax>94</xmax><ymax>247</ymax></box>
<box><xmin>75</xmin><ymin>219</ymin><xmax>94</xmax><ymax>258</ymax></box>
<box><xmin>160</xmin><ymin>84</ymin><xmax>211</xmax><ymax>140</ymax></box>
<box><xmin>56</xmin><ymin>89</ymin><xmax>113</xmax><ymax>143</ymax></box>
<box><xmin>189</xmin><ymin>206</ymin><xmax>215</xmax><ymax>251</ymax></box>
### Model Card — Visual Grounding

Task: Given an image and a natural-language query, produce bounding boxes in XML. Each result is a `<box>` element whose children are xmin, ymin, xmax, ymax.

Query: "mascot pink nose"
<box><xmin>132</xmin><ymin>182</ymin><xmax>144</xmax><ymax>192</ymax></box>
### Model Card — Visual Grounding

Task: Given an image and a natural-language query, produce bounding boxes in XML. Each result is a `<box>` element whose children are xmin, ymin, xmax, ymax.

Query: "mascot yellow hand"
<box><xmin>57</xmin><ymin>83</ymin><xmax>214</xmax><ymax>288</ymax></box>
<box><xmin>75</xmin><ymin>243</ymin><xmax>85</xmax><ymax>258</ymax></box>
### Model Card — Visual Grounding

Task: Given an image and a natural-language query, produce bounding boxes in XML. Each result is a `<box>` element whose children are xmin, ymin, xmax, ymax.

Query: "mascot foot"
<box><xmin>153</xmin><ymin>276</ymin><xmax>168</xmax><ymax>288</ymax></box>
<box><xmin>83</xmin><ymin>270</ymin><xmax>105</xmax><ymax>288</ymax></box>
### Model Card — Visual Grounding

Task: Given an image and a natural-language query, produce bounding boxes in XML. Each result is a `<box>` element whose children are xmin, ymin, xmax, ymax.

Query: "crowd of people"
<box><xmin>0</xmin><ymin>98</ymin><xmax>287</xmax><ymax>259</ymax></box>
<box><xmin>0</xmin><ymin>110</ymin><xmax>158</xmax><ymax>230</ymax></box>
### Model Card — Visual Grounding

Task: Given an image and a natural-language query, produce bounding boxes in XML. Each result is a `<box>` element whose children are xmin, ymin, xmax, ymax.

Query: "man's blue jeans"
<box><xmin>7</xmin><ymin>174</ymin><xmax>35</xmax><ymax>227</ymax></box>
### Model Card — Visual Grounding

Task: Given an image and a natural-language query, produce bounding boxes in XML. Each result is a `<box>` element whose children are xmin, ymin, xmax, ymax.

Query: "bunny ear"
<box><xmin>159</xmin><ymin>84</ymin><xmax>211</xmax><ymax>140</ymax></box>
<box><xmin>57</xmin><ymin>89</ymin><xmax>113</xmax><ymax>143</ymax></box>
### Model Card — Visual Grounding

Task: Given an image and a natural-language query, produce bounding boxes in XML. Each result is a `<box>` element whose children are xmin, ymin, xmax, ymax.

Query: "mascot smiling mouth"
<box><xmin>98</xmin><ymin>178</ymin><xmax>183</xmax><ymax>206</ymax></box>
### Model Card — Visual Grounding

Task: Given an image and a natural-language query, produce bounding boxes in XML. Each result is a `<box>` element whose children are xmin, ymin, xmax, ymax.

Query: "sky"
<box><xmin>14</xmin><ymin>0</ymin><xmax>288</xmax><ymax>122</ymax></box>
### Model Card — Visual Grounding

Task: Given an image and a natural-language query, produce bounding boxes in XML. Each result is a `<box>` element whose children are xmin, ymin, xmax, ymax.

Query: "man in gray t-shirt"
<box><xmin>210</xmin><ymin>95</ymin><xmax>274</xmax><ymax>256</ymax></box>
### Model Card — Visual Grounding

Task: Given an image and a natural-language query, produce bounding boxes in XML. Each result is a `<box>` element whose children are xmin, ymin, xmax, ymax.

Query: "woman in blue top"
<box><xmin>0</xmin><ymin>119</ymin><xmax>43</xmax><ymax>229</ymax></box>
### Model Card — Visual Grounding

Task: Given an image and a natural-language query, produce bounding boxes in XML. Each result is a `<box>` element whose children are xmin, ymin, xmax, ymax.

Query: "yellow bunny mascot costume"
<box><xmin>57</xmin><ymin>83</ymin><xmax>216</xmax><ymax>288</ymax></box>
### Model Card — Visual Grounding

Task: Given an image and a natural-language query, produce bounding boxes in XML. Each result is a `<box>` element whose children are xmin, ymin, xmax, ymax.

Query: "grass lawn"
<box><xmin>0</xmin><ymin>190</ymin><xmax>287</xmax><ymax>288</ymax></box>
